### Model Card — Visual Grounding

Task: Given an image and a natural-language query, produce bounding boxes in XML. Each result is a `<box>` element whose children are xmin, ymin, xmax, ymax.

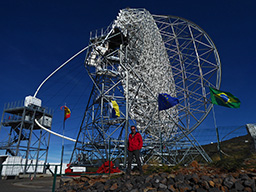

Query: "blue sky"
<box><xmin>0</xmin><ymin>1</ymin><xmax>255</xmax><ymax>163</ymax></box>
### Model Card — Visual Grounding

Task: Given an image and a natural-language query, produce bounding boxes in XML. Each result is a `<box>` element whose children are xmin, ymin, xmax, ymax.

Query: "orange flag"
<box><xmin>61</xmin><ymin>106</ymin><xmax>71</xmax><ymax>121</ymax></box>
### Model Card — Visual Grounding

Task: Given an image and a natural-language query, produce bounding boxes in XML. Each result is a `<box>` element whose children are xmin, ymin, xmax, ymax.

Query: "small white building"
<box><xmin>0</xmin><ymin>155</ymin><xmax>67</xmax><ymax>177</ymax></box>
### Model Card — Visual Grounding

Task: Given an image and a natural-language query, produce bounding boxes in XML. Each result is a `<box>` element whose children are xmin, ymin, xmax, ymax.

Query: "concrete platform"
<box><xmin>0</xmin><ymin>176</ymin><xmax>60</xmax><ymax>192</ymax></box>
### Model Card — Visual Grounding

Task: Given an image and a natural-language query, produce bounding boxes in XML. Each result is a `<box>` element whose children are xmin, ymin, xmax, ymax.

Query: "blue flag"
<box><xmin>158</xmin><ymin>93</ymin><xmax>179</xmax><ymax>111</ymax></box>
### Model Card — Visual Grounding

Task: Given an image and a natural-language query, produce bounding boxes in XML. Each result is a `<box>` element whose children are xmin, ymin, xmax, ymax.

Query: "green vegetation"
<box><xmin>204</xmin><ymin>134</ymin><xmax>256</xmax><ymax>172</ymax></box>
<box><xmin>201</xmin><ymin>134</ymin><xmax>253</xmax><ymax>159</ymax></box>
<box><xmin>142</xmin><ymin>164</ymin><xmax>181</xmax><ymax>175</ymax></box>
<box><xmin>210</xmin><ymin>157</ymin><xmax>244</xmax><ymax>172</ymax></box>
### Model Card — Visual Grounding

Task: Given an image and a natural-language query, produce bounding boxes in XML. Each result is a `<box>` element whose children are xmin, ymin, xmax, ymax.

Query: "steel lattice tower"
<box><xmin>0</xmin><ymin>98</ymin><xmax>53</xmax><ymax>175</ymax></box>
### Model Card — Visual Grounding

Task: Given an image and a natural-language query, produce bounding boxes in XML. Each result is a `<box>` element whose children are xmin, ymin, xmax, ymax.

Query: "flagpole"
<box><xmin>212</xmin><ymin>104</ymin><xmax>222</xmax><ymax>160</ymax></box>
<box><xmin>124</xmin><ymin>52</ymin><xmax>129</xmax><ymax>172</ymax></box>
<box><xmin>158</xmin><ymin>110</ymin><xmax>163</xmax><ymax>164</ymax></box>
<box><xmin>60</xmin><ymin>105</ymin><xmax>66</xmax><ymax>175</ymax></box>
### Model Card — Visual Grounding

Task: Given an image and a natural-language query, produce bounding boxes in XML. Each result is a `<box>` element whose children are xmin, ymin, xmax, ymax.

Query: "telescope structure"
<box><xmin>70</xmin><ymin>8</ymin><xmax>221</xmax><ymax>167</ymax></box>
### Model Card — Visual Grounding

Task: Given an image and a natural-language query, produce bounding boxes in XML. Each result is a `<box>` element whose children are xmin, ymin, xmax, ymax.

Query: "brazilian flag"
<box><xmin>209</xmin><ymin>87</ymin><xmax>241</xmax><ymax>108</ymax></box>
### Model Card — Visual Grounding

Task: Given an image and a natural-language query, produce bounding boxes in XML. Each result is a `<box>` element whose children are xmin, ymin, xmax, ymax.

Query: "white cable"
<box><xmin>35</xmin><ymin>119</ymin><xmax>76</xmax><ymax>142</ymax></box>
<box><xmin>33</xmin><ymin>45</ymin><xmax>90</xmax><ymax>97</ymax></box>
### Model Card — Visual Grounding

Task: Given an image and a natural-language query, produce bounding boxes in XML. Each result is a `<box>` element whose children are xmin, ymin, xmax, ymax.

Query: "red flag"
<box><xmin>60</xmin><ymin>106</ymin><xmax>71</xmax><ymax>121</ymax></box>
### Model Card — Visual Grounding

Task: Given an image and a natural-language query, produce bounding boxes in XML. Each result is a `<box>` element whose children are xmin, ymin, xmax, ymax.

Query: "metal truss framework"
<box><xmin>70</xmin><ymin>8</ymin><xmax>221</xmax><ymax>167</ymax></box>
<box><xmin>0</xmin><ymin>101</ymin><xmax>53</xmax><ymax>175</ymax></box>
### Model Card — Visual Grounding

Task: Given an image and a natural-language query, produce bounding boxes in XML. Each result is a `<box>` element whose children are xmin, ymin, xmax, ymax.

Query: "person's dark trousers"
<box><xmin>127</xmin><ymin>149</ymin><xmax>142</xmax><ymax>175</ymax></box>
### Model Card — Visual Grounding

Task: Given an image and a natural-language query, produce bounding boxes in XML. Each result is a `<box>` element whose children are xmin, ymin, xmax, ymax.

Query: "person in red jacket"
<box><xmin>127</xmin><ymin>125</ymin><xmax>143</xmax><ymax>176</ymax></box>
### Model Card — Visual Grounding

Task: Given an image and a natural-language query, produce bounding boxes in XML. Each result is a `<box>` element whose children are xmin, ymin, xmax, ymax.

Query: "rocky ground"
<box><xmin>56</xmin><ymin>160</ymin><xmax>256</xmax><ymax>192</ymax></box>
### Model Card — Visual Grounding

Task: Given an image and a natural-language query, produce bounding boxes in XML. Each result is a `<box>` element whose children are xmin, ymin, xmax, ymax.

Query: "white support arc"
<box><xmin>33</xmin><ymin>30</ymin><xmax>119</xmax><ymax>98</ymax></box>
<box><xmin>33</xmin><ymin>45</ymin><xmax>91</xmax><ymax>97</ymax></box>
<box><xmin>35</xmin><ymin>119</ymin><xmax>76</xmax><ymax>142</ymax></box>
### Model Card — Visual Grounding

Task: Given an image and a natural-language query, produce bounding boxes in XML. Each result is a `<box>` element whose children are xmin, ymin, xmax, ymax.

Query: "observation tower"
<box><xmin>0</xmin><ymin>96</ymin><xmax>53</xmax><ymax>175</ymax></box>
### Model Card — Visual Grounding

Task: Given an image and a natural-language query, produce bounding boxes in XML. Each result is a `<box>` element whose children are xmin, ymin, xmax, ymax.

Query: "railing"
<box><xmin>3</xmin><ymin>100</ymin><xmax>24</xmax><ymax>110</ymax></box>
<box><xmin>89</xmin><ymin>22</ymin><xmax>114</xmax><ymax>40</ymax></box>
<box><xmin>3</xmin><ymin>100</ymin><xmax>54</xmax><ymax>116</ymax></box>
